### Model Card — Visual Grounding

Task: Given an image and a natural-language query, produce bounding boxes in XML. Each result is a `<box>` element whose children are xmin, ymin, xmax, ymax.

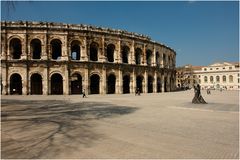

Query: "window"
<box><xmin>210</xmin><ymin>76</ymin><xmax>214</xmax><ymax>83</ymax></box>
<box><xmin>216</xmin><ymin>76</ymin><xmax>220</xmax><ymax>82</ymax></box>
<box><xmin>204</xmin><ymin>68</ymin><xmax>207</xmax><ymax>71</ymax></box>
<box><xmin>204</xmin><ymin>76</ymin><xmax>208</xmax><ymax>83</ymax></box>
<box><xmin>229</xmin><ymin>67</ymin><xmax>232</xmax><ymax>69</ymax></box>
<box><xmin>223</xmin><ymin>67</ymin><xmax>225</xmax><ymax>69</ymax></box>
<box><xmin>223</xmin><ymin>75</ymin><xmax>226</xmax><ymax>83</ymax></box>
<box><xmin>216</xmin><ymin>68</ymin><xmax>219</xmax><ymax>70</ymax></box>
<box><xmin>210</xmin><ymin>68</ymin><xmax>212</xmax><ymax>70</ymax></box>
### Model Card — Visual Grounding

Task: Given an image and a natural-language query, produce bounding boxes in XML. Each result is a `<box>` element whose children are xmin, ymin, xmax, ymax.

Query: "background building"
<box><xmin>176</xmin><ymin>62</ymin><xmax>240</xmax><ymax>90</ymax></box>
<box><xmin>1</xmin><ymin>21</ymin><xmax>176</xmax><ymax>95</ymax></box>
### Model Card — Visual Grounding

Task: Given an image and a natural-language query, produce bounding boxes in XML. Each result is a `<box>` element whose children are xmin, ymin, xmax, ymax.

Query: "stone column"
<box><xmin>101</xmin><ymin>66</ymin><xmax>106</xmax><ymax>94</ymax></box>
<box><xmin>22</xmin><ymin>68</ymin><xmax>27</xmax><ymax>95</ymax></box>
<box><xmin>143</xmin><ymin>44</ymin><xmax>147</xmax><ymax>65</ymax></box>
<box><xmin>42</xmin><ymin>33</ymin><xmax>48</xmax><ymax>60</ymax></box>
<box><xmin>131</xmin><ymin>40</ymin><xmax>135</xmax><ymax>64</ymax></box>
<box><xmin>118</xmin><ymin>68</ymin><xmax>123</xmax><ymax>94</ymax></box>
<box><xmin>1</xmin><ymin>63</ymin><xmax>7</xmax><ymax>95</ymax></box>
<box><xmin>114</xmin><ymin>39</ymin><xmax>122</xmax><ymax>63</ymax></box>
<box><xmin>153</xmin><ymin>71</ymin><xmax>157</xmax><ymax>93</ymax></box>
<box><xmin>42</xmin><ymin>67</ymin><xmax>48</xmax><ymax>95</ymax></box>
<box><xmin>160</xmin><ymin>53</ymin><xmax>164</xmax><ymax>68</ymax></box>
<box><xmin>21</xmin><ymin>33</ymin><xmax>27</xmax><ymax>60</ymax></box>
<box><xmin>81</xmin><ymin>37</ymin><xmax>88</xmax><ymax>61</ymax></box>
<box><xmin>63</xmin><ymin>65</ymin><xmax>69</xmax><ymax>95</ymax></box>
<box><xmin>153</xmin><ymin>46</ymin><xmax>156</xmax><ymax>66</ymax></box>
<box><xmin>161</xmin><ymin>75</ymin><xmax>165</xmax><ymax>92</ymax></box>
<box><xmin>144</xmin><ymin>70</ymin><xmax>148</xmax><ymax>93</ymax></box>
<box><xmin>84</xmin><ymin>67</ymin><xmax>89</xmax><ymax>95</ymax></box>
<box><xmin>62</xmin><ymin>35</ymin><xmax>68</xmax><ymax>61</ymax></box>
<box><xmin>131</xmin><ymin>69</ymin><xmax>136</xmax><ymax>94</ymax></box>
<box><xmin>100</xmin><ymin>36</ymin><xmax>106</xmax><ymax>62</ymax></box>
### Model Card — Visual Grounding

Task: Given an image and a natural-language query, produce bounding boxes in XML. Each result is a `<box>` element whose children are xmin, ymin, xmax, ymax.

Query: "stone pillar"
<box><xmin>62</xmin><ymin>35</ymin><xmax>68</xmax><ymax>61</ymax></box>
<box><xmin>42</xmin><ymin>33</ymin><xmax>48</xmax><ymax>60</ymax></box>
<box><xmin>118</xmin><ymin>68</ymin><xmax>123</xmax><ymax>94</ymax></box>
<box><xmin>101</xmin><ymin>67</ymin><xmax>106</xmax><ymax>94</ymax></box>
<box><xmin>22</xmin><ymin>69</ymin><xmax>27</xmax><ymax>95</ymax></box>
<box><xmin>42</xmin><ymin>67</ymin><xmax>48</xmax><ymax>95</ymax></box>
<box><xmin>1</xmin><ymin>63</ymin><xmax>7</xmax><ymax>95</ymax></box>
<box><xmin>167</xmin><ymin>74</ymin><xmax>171</xmax><ymax>92</ymax></box>
<box><xmin>63</xmin><ymin>65</ymin><xmax>69</xmax><ymax>95</ymax></box>
<box><xmin>153</xmin><ymin>46</ymin><xmax>156</xmax><ymax>66</ymax></box>
<box><xmin>144</xmin><ymin>70</ymin><xmax>147</xmax><ymax>93</ymax></box>
<box><xmin>153</xmin><ymin>71</ymin><xmax>157</xmax><ymax>93</ymax></box>
<box><xmin>81</xmin><ymin>37</ymin><xmax>87</xmax><ymax>61</ymax></box>
<box><xmin>131</xmin><ymin>69</ymin><xmax>136</xmax><ymax>94</ymax></box>
<box><xmin>21</xmin><ymin>34</ymin><xmax>27</xmax><ymax>60</ymax></box>
<box><xmin>84</xmin><ymin>67</ymin><xmax>89</xmax><ymax>95</ymax></box>
<box><xmin>160</xmin><ymin>53</ymin><xmax>164</xmax><ymax>68</ymax></box>
<box><xmin>131</xmin><ymin>40</ymin><xmax>135</xmax><ymax>64</ymax></box>
<box><xmin>117</xmin><ymin>39</ymin><xmax>121</xmax><ymax>63</ymax></box>
<box><xmin>143</xmin><ymin>44</ymin><xmax>147</xmax><ymax>65</ymax></box>
<box><xmin>100</xmin><ymin>36</ymin><xmax>106</xmax><ymax>62</ymax></box>
<box><xmin>161</xmin><ymin>75</ymin><xmax>165</xmax><ymax>92</ymax></box>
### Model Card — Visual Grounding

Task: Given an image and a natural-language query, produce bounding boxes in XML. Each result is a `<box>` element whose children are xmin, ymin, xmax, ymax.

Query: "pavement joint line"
<box><xmin>167</xmin><ymin>105</ymin><xmax>239</xmax><ymax>114</ymax></box>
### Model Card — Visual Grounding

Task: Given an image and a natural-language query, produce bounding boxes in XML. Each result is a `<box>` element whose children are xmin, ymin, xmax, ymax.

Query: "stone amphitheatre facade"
<box><xmin>1</xmin><ymin>21</ymin><xmax>176</xmax><ymax>95</ymax></box>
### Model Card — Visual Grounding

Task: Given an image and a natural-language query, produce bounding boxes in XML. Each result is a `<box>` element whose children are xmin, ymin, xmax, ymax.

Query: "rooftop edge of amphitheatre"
<box><xmin>1</xmin><ymin>21</ymin><xmax>176</xmax><ymax>55</ymax></box>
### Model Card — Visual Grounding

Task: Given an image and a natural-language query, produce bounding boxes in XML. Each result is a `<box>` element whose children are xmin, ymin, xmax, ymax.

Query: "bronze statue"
<box><xmin>192</xmin><ymin>84</ymin><xmax>207</xmax><ymax>104</ymax></box>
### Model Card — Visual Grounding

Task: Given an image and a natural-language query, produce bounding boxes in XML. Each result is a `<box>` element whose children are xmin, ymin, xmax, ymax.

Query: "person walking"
<box><xmin>82</xmin><ymin>89</ymin><xmax>87</xmax><ymax>98</ymax></box>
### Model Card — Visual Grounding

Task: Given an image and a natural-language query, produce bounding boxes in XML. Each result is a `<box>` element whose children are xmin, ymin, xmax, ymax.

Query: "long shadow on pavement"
<box><xmin>1</xmin><ymin>99</ymin><xmax>138</xmax><ymax>159</ymax></box>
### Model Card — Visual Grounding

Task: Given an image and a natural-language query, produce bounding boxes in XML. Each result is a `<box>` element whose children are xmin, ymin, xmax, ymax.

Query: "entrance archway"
<box><xmin>90</xmin><ymin>74</ymin><xmax>100</xmax><ymax>94</ymax></box>
<box><xmin>123</xmin><ymin>75</ymin><xmax>130</xmax><ymax>94</ymax></box>
<box><xmin>148</xmin><ymin>76</ymin><xmax>153</xmax><ymax>93</ymax></box>
<box><xmin>10</xmin><ymin>38</ymin><xmax>22</xmax><ymax>59</ymax></box>
<box><xmin>164</xmin><ymin>77</ymin><xmax>167</xmax><ymax>92</ymax></box>
<box><xmin>107</xmin><ymin>74</ymin><xmax>116</xmax><ymax>94</ymax></box>
<box><xmin>51</xmin><ymin>73</ymin><xmax>63</xmax><ymax>94</ymax></box>
<box><xmin>157</xmin><ymin>77</ymin><xmax>161</xmax><ymax>92</ymax></box>
<box><xmin>10</xmin><ymin>73</ymin><xmax>22</xmax><ymax>95</ymax></box>
<box><xmin>136</xmin><ymin>75</ymin><xmax>143</xmax><ymax>93</ymax></box>
<box><xmin>71</xmin><ymin>73</ymin><xmax>82</xmax><ymax>94</ymax></box>
<box><xmin>31</xmin><ymin>73</ymin><xmax>42</xmax><ymax>94</ymax></box>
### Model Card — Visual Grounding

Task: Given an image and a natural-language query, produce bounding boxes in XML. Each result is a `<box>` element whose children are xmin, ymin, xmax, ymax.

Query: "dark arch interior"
<box><xmin>164</xmin><ymin>77</ymin><xmax>167</xmax><ymax>92</ymax></box>
<box><xmin>157</xmin><ymin>77</ymin><xmax>161</xmax><ymax>92</ymax></box>
<box><xmin>90</xmin><ymin>43</ymin><xmax>98</xmax><ymax>61</ymax></box>
<box><xmin>136</xmin><ymin>76</ymin><xmax>143</xmax><ymax>93</ymax></box>
<box><xmin>90</xmin><ymin>74</ymin><xmax>100</xmax><ymax>94</ymax></box>
<box><xmin>146</xmin><ymin>50</ymin><xmax>152</xmax><ymax>66</ymax></box>
<box><xmin>135</xmin><ymin>48</ymin><xmax>141</xmax><ymax>65</ymax></box>
<box><xmin>10</xmin><ymin>73</ymin><xmax>22</xmax><ymax>95</ymax></box>
<box><xmin>148</xmin><ymin>76</ymin><xmax>153</xmax><ymax>93</ymax></box>
<box><xmin>71</xmin><ymin>41</ymin><xmax>81</xmax><ymax>60</ymax></box>
<box><xmin>71</xmin><ymin>74</ymin><xmax>82</xmax><ymax>94</ymax></box>
<box><xmin>31</xmin><ymin>73</ymin><xmax>42</xmax><ymax>95</ymax></box>
<box><xmin>51</xmin><ymin>39</ymin><xmax>62</xmax><ymax>60</ymax></box>
<box><xmin>31</xmin><ymin>39</ymin><xmax>41</xmax><ymax>59</ymax></box>
<box><xmin>123</xmin><ymin>75</ymin><xmax>130</xmax><ymax>94</ymax></box>
<box><xmin>107</xmin><ymin>74</ymin><xmax>116</xmax><ymax>94</ymax></box>
<box><xmin>51</xmin><ymin>74</ymin><xmax>63</xmax><ymax>94</ymax></box>
<box><xmin>107</xmin><ymin>44</ymin><xmax>115</xmax><ymax>62</ymax></box>
<box><xmin>122</xmin><ymin>46</ymin><xmax>129</xmax><ymax>64</ymax></box>
<box><xmin>10</xmin><ymin>38</ymin><xmax>22</xmax><ymax>59</ymax></box>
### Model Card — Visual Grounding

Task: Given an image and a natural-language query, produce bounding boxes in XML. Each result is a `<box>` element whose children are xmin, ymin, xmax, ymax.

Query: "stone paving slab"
<box><xmin>1</xmin><ymin>90</ymin><xmax>239</xmax><ymax>159</ymax></box>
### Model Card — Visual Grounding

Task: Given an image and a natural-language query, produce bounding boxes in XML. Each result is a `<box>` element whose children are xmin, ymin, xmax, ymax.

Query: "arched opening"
<box><xmin>146</xmin><ymin>49</ymin><xmax>152</xmax><ymax>66</ymax></box>
<box><xmin>51</xmin><ymin>73</ymin><xmax>63</xmax><ymax>94</ymax></box>
<box><xmin>157</xmin><ymin>77</ymin><xmax>161</xmax><ymax>92</ymax></box>
<box><xmin>31</xmin><ymin>39</ymin><xmax>41</xmax><ymax>59</ymax></box>
<box><xmin>107</xmin><ymin>74</ymin><xmax>116</xmax><ymax>94</ymax></box>
<box><xmin>71</xmin><ymin>41</ymin><xmax>81</xmax><ymax>60</ymax></box>
<box><xmin>51</xmin><ymin>39</ymin><xmax>62</xmax><ymax>60</ymax></box>
<box><xmin>10</xmin><ymin>73</ymin><xmax>22</xmax><ymax>95</ymax></box>
<box><xmin>136</xmin><ymin>75</ymin><xmax>143</xmax><ymax>93</ymax></box>
<box><xmin>31</xmin><ymin>73</ymin><xmax>42</xmax><ymax>95</ymax></box>
<box><xmin>90</xmin><ymin>74</ymin><xmax>100</xmax><ymax>94</ymax></box>
<box><xmin>135</xmin><ymin>48</ymin><xmax>142</xmax><ymax>65</ymax></box>
<box><xmin>90</xmin><ymin>42</ymin><xmax>98</xmax><ymax>61</ymax></box>
<box><xmin>107</xmin><ymin>44</ymin><xmax>115</xmax><ymax>62</ymax></box>
<box><xmin>164</xmin><ymin>77</ymin><xmax>167</xmax><ymax>92</ymax></box>
<box><xmin>156</xmin><ymin>52</ymin><xmax>160</xmax><ymax>67</ymax></box>
<box><xmin>122</xmin><ymin>46</ymin><xmax>129</xmax><ymax>64</ymax></box>
<box><xmin>148</xmin><ymin>76</ymin><xmax>153</xmax><ymax>93</ymax></box>
<box><xmin>163</xmin><ymin>54</ymin><xmax>166</xmax><ymax>67</ymax></box>
<box><xmin>123</xmin><ymin>75</ymin><xmax>130</xmax><ymax>94</ymax></box>
<box><xmin>71</xmin><ymin>73</ymin><xmax>82</xmax><ymax>94</ymax></box>
<box><xmin>10</xmin><ymin>38</ymin><xmax>22</xmax><ymax>59</ymax></box>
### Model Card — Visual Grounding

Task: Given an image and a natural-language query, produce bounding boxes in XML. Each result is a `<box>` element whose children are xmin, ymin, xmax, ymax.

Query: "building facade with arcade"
<box><xmin>1</xmin><ymin>21</ymin><xmax>176</xmax><ymax>95</ymax></box>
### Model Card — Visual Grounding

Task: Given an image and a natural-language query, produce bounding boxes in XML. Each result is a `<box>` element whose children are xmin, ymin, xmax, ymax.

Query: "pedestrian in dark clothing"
<box><xmin>82</xmin><ymin>89</ymin><xmax>87</xmax><ymax>98</ymax></box>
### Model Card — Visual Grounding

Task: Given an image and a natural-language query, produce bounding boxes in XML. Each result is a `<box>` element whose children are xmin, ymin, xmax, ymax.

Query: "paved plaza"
<box><xmin>1</xmin><ymin>90</ymin><xmax>239</xmax><ymax>159</ymax></box>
